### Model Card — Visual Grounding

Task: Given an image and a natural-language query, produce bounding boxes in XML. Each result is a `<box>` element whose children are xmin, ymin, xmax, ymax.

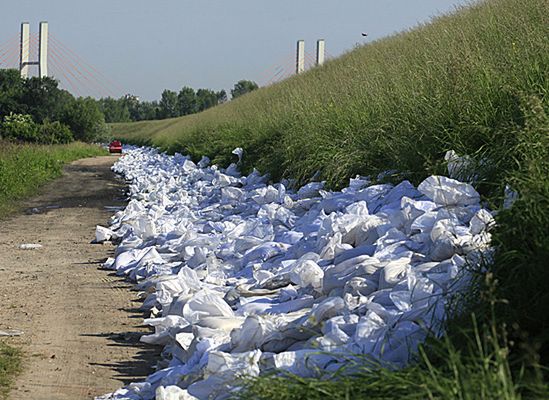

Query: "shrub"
<box><xmin>61</xmin><ymin>97</ymin><xmax>110</xmax><ymax>142</ymax></box>
<box><xmin>39</xmin><ymin>120</ymin><xmax>74</xmax><ymax>144</ymax></box>
<box><xmin>0</xmin><ymin>113</ymin><xmax>39</xmax><ymax>142</ymax></box>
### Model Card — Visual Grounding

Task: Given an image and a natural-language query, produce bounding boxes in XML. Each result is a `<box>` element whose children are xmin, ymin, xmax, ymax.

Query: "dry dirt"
<box><xmin>0</xmin><ymin>156</ymin><xmax>157</xmax><ymax>400</ymax></box>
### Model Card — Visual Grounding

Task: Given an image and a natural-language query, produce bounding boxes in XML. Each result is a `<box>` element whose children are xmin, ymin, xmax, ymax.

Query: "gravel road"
<box><xmin>0</xmin><ymin>156</ymin><xmax>156</xmax><ymax>400</ymax></box>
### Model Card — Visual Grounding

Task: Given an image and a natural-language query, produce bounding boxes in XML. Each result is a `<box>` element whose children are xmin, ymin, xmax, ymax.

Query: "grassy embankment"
<box><xmin>113</xmin><ymin>0</ymin><xmax>548</xmax><ymax>397</ymax></box>
<box><xmin>0</xmin><ymin>141</ymin><xmax>107</xmax><ymax>218</ymax></box>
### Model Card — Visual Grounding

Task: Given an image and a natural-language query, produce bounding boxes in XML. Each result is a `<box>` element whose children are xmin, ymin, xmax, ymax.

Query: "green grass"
<box><xmin>0</xmin><ymin>141</ymin><xmax>107</xmax><ymax>218</ymax></box>
<box><xmin>0</xmin><ymin>342</ymin><xmax>21</xmax><ymax>399</ymax></box>
<box><xmin>113</xmin><ymin>0</ymin><xmax>547</xmax><ymax>190</ymax></box>
<box><xmin>112</xmin><ymin>0</ymin><xmax>548</xmax><ymax>397</ymax></box>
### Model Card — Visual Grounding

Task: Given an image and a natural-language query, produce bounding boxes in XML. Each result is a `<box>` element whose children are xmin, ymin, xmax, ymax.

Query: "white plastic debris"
<box><xmin>19</xmin><ymin>243</ymin><xmax>43</xmax><ymax>250</ymax></box>
<box><xmin>0</xmin><ymin>329</ymin><xmax>23</xmax><ymax>337</ymax></box>
<box><xmin>445</xmin><ymin>150</ymin><xmax>474</xmax><ymax>181</ymax></box>
<box><xmin>231</xmin><ymin>147</ymin><xmax>243</xmax><ymax>163</ymax></box>
<box><xmin>503</xmin><ymin>184</ymin><xmax>519</xmax><ymax>209</ymax></box>
<box><xmin>97</xmin><ymin>147</ymin><xmax>493</xmax><ymax>400</ymax></box>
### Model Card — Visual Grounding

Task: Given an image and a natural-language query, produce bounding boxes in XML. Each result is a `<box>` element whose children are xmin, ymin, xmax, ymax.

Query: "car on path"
<box><xmin>109</xmin><ymin>140</ymin><xmax>122</xmax><ymax>154</ymax></box>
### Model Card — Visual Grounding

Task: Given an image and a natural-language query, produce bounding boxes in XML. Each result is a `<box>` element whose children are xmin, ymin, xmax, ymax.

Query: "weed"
<box><xmin>0</xmin><ymin>342</ymin><xmax>21</xmax><ymax>399</ymax></box>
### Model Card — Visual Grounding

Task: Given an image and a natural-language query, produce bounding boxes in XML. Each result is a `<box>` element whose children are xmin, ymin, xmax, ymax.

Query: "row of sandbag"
<box><xmin>97</xmin><ymin>147</ymin><xmax>494</xmax><ymax>400</ymax></box>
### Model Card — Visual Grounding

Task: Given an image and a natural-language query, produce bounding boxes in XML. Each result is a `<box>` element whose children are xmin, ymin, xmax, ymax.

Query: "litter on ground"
<box><xmin>0</xmin><ymin>329</ymin><xmax>23</xmax><ymax>337</ymax></box>
<box><xmin>19</xmin><ymin>243</ymin><xmax>43</xmax><ymax>250</ymax></box>
<box><xmin>96</xmin><ymin>147</ymin><xmax>494</xmax><ymax>400</ymax></box>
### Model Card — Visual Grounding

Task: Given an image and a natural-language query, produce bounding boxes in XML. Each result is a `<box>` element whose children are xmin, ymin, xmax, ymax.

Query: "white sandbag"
<box><xmin>156</xmin><ymin>386</ymin><xmax>197</xmax><ymax>400</ymax></box>
<box><xmin>95</xmin><ymin>225</ymin><xmax>115</xmax><ymax>242</ymax></box>
<box><xmin>418</xmin><ymin>176</ymin><xmax>480</xmax><ymax>206</ymax></box>
<box><xmin>98</xmin><ymin>147</ymin><xmax>494</xmax><ymax>400</ymax></box>
<box><xmin>288</xmin><ymin>259</ymin><xmax>324</xmax><ymax>290</ymax></box>
<box><xmin>183</xmin><ymin>290</ymin><xmax>235</xmax><ymax>325</ymax></box>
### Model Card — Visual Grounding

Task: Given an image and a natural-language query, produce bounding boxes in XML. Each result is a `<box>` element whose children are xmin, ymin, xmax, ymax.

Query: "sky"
<box><xmin>0</xmin><ymin>0</ymin><xmax>470</xmax><ymax>100</ymax></box>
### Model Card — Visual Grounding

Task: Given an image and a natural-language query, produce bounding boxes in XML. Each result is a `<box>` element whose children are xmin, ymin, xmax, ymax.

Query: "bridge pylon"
<box><xmin>20</xmin><ymin>21</ymin><xmax>48</xmax><ymax>78</ymax></box>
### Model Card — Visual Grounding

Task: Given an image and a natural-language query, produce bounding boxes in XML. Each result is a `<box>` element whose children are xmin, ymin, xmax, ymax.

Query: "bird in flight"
<box><xmin>361</xmin><ymin>32</ymin><xmax>368</xmax><ymax>37</ymax></box>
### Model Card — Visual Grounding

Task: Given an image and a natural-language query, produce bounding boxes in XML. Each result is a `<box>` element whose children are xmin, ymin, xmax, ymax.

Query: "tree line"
<box><xmin>97</xmin><ymin>79</ymin><xmax>259</xmax><ymax>123</ymax></box>
<box><xmin>0</xmin><ymin>69</ymin><xmax>259</xmax><ymax>144</ymax></box>
<box><xmin>0</xmin><ymin>69</ymin><xmax>109</xmax><ymax>144</ymax></box>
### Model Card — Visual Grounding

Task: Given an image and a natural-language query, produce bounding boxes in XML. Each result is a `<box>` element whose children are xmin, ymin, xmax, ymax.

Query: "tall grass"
<box><xmin>0</xmin><ymin>141</ymin><xmax>107</xmax><ymax>217</ymax></box>
<box><xmin>113</xmin><ymin>0</ymin><xmax>547</xmax><ymax>189</ymax></box>
<box><xmin>113</xmin><ymin>0</ymin><xmax>548</xmax><ymax>397</ymax></box>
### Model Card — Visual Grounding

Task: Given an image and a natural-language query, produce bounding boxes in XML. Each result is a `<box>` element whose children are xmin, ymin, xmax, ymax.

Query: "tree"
<box><xmin>139</xmin><ymin>101</ymin><xmax>160</xmax><ymax>121</ymax></box>
<box><xmin>98</xmin><ymin>97</ymin><xmax>131</xmax><ymax>123</ymax></box>
<box><xmin>20</xmin><ymin>76</ymin><xmax>66</xmax><ymax>123</ymax></box>
<box><xmin>134</xmin><ymin>101</ymin><xmax>156</xmax><ymax>121</ymax></box>
<box><xmin>0</xmin><ymin>69</ymin><xmax>25</xmax><ymax>117</ymax></box>
<box><xmin>217</xmin><ymin>89</ymin><xmax>228</xmax><ymax>104</ymax></box>
<box><xmin>159</xmin><ymin>89</ymin><xmax>179</xmax><ymax>119</ymax></box>
<box><xmin>231</xmin><ymin>80</ymin><xmax>259</xmax><ymax>99</ymax></box>
<box><xmin>122</xmin><ymin>94</ymin><xmax>141</xmax><ymax>121</ymax></box>
<box><xmin>39</xmin><ymin>120</ymin><xmax>73</xmax><ymax>144</ymax></box>
<box><xmin>196</xmin><ymin>88</ymin><xmax>219</xmax><ymax>112</ymax></box>
<box><xmin>177</xmin><ymin>87</ymin><xmax>197</xmax><ymax>116</ymax></box>
<box><xmin>61</xmin><ymin>97</ymin><xmax>109</xmax><ymax>142</ymax></box>
<box><xmin>0</xmin><ymin>113</ymin><xmax>39</xmax><ymax>142</ymax></box>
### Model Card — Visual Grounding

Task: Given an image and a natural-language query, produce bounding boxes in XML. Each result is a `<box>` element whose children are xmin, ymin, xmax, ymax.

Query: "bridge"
<box><xmin>0</xmin><ymin>22</ymin><xmax>334</xmax><ymax>99</ymax></box>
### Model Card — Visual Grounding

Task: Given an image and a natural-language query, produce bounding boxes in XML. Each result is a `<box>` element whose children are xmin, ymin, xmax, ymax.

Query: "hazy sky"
<box><xmin>1</xmin><ymin>0</ymin><xmax>470</xmax><ymax>100</ymax></box>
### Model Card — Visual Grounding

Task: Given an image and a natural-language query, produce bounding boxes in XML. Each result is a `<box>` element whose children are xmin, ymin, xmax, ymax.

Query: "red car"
<box><xmin>109</xmin><ymin>140</ymin><xmax>122</xmax><ymax>154</ymax></box>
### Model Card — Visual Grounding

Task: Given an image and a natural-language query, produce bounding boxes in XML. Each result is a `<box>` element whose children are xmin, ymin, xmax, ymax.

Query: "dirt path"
<box><xmin>0</xmin><ymin>156</ymin><xmax>156</xmax><ymax>400</ymax></box>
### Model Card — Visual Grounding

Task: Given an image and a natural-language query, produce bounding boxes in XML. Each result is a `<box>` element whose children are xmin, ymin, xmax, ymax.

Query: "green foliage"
<box><xmin>217</xmin><ymin>89</ymin><xmax>228</xmax><ymax>104</ymax></box>
<box><xmin>159</xmin><ymin>89</ymin><xmax>179</xmax><ymax>119</ymax></box>
<box><xmin>0</xmin><ymin>69</ymin><xmax>113</xmax><ymax>143</ymax></box>
<box><xmin>0</xmin><ymin>114</ymin><xmax>75</xmax><ymax>145</ymax></box>
<box><xmin>0</xmin><ymin>113</ymin><xmax>39</xmax><ymax>142</ymax></box>
<box><xmin>39</xmin><ymin>120</ymin><xmax>74</xmax><ymax>144</ymax></box>
<box><xmin>123</xmin><ymin>94</ymin><xmax>143</xmax><ymax>121</ymax></box>
<box><xmin>98</xmin><ymin>96</ymin><xmax>131</xmax><ymax>123</ymax></box>
<box><xmin>20</xmin><ymin>76</ymin><xmax>69</xmax><ymax>123</ymax></box>
<box><xmin>0</xmin><ymin>141</ymin><xmax>107</xmax><ymax>217</ymax></box>
<box><xmin>0</xmin><ymin>69</ymin><xmax>25</xmax><ymax>117</ymax></box>
<box><xmin>0</xmin><ymin>342</ymin><xmax>21</xmax><ymax>399</ymax></box>
<box><xmin>61</xmin><ymin>97</ymin><xmax>110</xmax><ymax>142</ymax></box>
<box><xmin>102</xmin><ymin>85</ymin><xmax>232</xmax><ymax>123</ymax></box>
<box><xmin>137</xmin><ymin>100</ymin><xmax>160</xmax><ymax>121</ymax></box>
<box><xmin>491</xmin><ymin>96</ymin><xmax>549</xmax><ymax>362</ymax></box>
<box><xmin>178</xmin><ymin>87</ymin><xmax>198</xmax><ymax>116</ymax></box>
<box><xmin>231</xmin><ymin>80</ymin><xmax>259</xmax><ymax>99</ymax></box>
<box><xmin>196</xmin><ymin>88</ymin><xmax>222</xmax><ymax>112</ymax></box>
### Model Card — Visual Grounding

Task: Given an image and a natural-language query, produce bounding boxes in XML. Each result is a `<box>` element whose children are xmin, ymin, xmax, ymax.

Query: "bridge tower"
<box><xmin>20</xmin><ymin>21</ymin><xmax>48</xmax><ymax>78</ymax></box>
<box><xmin>316</xmin><ymin>39</ymin><xmax>325</xmax><ymax>66</ymax></box>
<box><xmin>296</xmin><ymin>40</ymin><xmax>305</xmax><ymax>74</ymax></box>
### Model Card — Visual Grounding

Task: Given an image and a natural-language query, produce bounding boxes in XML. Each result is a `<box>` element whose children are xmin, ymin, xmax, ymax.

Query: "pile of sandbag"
<box><xmin>97</xmin><ymin>147</ymin><xmax>494</xmax><ymax>400</ymax></box>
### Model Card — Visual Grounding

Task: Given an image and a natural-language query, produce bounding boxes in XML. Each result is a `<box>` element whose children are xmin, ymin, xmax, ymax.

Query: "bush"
<box><xmin>0</xmin><ymin>113</ymin><xmax>39</xmax><ymax>142</ymax></box>
<box><xmin>61</xmin><ymin>97</ymin><xmax>110</xmax><ymax>142</ymax></box>
<box><xmin>39</xmin><ymin>120</ymin><xmax>74</xmax><ymax>144</ymax></box>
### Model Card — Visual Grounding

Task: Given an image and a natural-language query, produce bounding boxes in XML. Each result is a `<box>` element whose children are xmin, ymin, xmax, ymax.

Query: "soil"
<box><xmin>0</xmin><ymin>156</ymin><xmax>156</xmax><ymax>400</ymax></box>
